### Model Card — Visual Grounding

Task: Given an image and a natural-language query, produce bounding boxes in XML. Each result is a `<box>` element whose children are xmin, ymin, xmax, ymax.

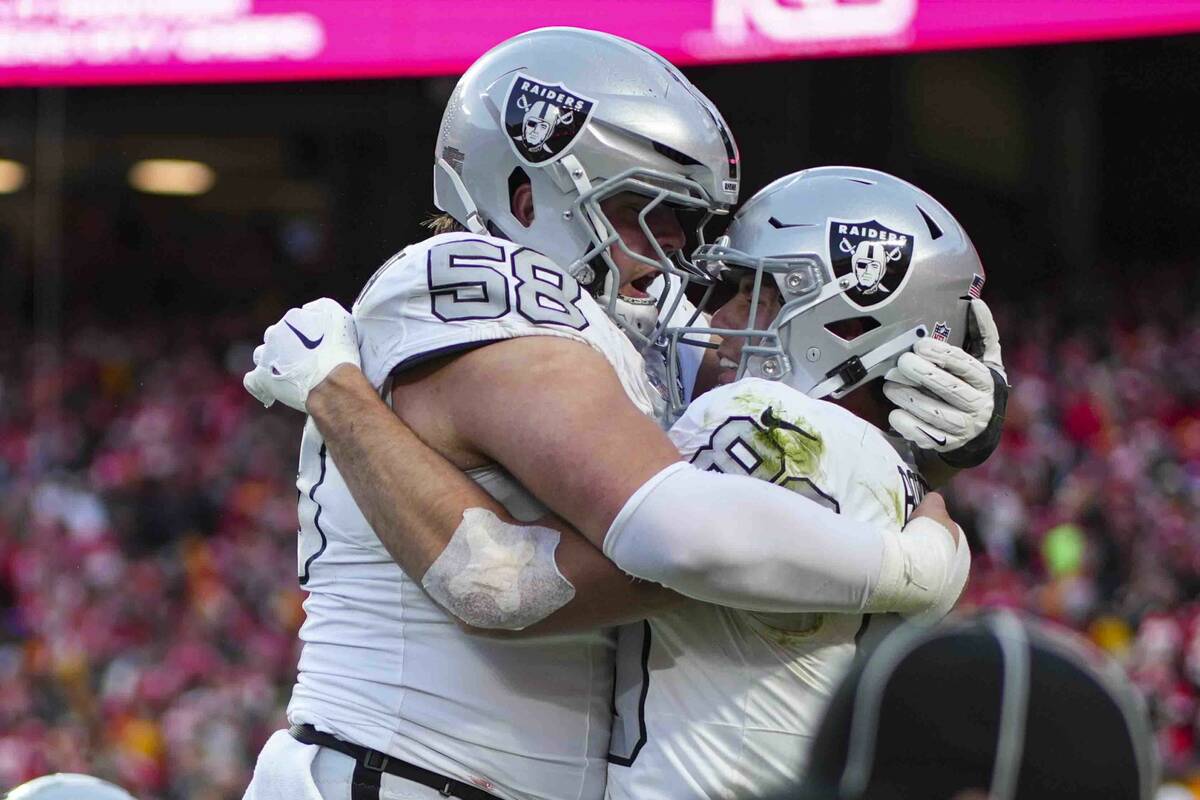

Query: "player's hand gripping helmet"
<box><xmin>4</xmin><ymin>773</ymin><xmax>138</xmax><ymax>800</ymax></box>
<box><xmin>434</xmin><ymin>27</ymin><xmax>740</xmax><ymax>348</ymax></box>
<box><xmin>668</xmin><ymin>167</ymin><xmax>984</xmax><ymax>414</ymax></box>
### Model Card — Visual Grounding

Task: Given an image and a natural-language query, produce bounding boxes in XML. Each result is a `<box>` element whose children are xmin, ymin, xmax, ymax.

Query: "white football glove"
<box><xmin>883</xmin><ymin>299</ymin><xmax>1008</xmax><ymax>467</ymax></box>
<box><xmin>243</xmin><ymin>298</ymin><xmax>360</xmax><ymax>412</ymax></box>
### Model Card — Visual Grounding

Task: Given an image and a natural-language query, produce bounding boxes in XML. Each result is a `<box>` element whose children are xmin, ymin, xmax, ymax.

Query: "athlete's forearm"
<box><xmin>603</xmin><ymin>463</ymin><xmax>962</xmax><ymax>616</ymax></box>
<box><xmin>603</xmin><ymin>463</ymin><xmax>881</xmax><ymax>613</ymax></box>
<box><xmin>473</xmin><ymin>530</ymin><xmax>683</xmax><ymax>637</ymax></box>
<box><xmin>307</xmin><ymin>364</ymin><xmax>503</xmax><ymax>578</ymax></box>
<box><xmin>307</xmin><ymin>364</ymin><xmax>682</xmax><ymax>631</ymax></box>
<box><xmin>915</xmin><ymin>447</ymin><xmax>960</xmax><ymax>489</ymax></box>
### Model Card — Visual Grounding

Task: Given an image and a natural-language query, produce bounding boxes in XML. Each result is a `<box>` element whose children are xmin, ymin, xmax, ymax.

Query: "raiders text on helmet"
<box><xmin>830</xmin><ymin>219</ymin><xmax>914</xmax><ymax>304</ymax></box>
<box><xmin>433</xmin><ymin>27</ymin><xmax>740</xmax><ymax>348</ymax></box>
<box><xmin>504</xmin><ymin>75</ymin><xmax>596</xmax><ymax>165</ymax></box>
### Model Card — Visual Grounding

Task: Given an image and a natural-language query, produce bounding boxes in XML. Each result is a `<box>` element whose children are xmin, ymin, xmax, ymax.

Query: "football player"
<box><xmin>605</xmin><ymin>166</ymin><xmax>999</xmax><ymax>798</ymax></box>
<box><xmin>242</xmin><ymin>29</ymin><xmax>990</xmax><ymax>800</ymax></box>
<box><xmin>252</xmin><ymin>167</ymin><xmax>998</xmax><ymax>800</ymax></box>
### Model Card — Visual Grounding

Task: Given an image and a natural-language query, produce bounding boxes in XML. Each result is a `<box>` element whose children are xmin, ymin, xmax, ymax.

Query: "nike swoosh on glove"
<box><xmin>882</xmin><ymin>299</ymin><xmax>1008</xmax><ymax>469</ymax></box>
<box><xmin>243</xmin><ymin>298</ymin><xmax>361</xmax><ymax>413</ymax></box>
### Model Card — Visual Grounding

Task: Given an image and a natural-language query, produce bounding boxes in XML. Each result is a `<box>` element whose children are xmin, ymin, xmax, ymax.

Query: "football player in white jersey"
<box><xmin>242</xmin><ymin>28</ymin><xmax>993</xmax><ymax>800</ymax></box>
<box><xmin>243</xmin><ymin>168</ymin><xmax>1001</xmax><ymax>800</ymax></box>
<box><xmin>603</xmin><ymin>166</ymin><xmax>1001</xmax><ymax>799</ymax></box>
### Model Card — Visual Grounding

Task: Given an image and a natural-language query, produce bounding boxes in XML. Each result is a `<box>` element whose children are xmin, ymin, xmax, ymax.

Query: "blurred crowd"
<box><xmin>951</xmin><ymin>294</ymin><xmax>1200</xmax><ymax>794</ymax></box>
<box><xmin>0</xmin><ymin>318</ymin><xmax>302</xmax><ymax>799</ymax></box>
<box><xmin>1</xmin><ymin>293</ymin><xmax>1200</xmax><ymax>798</ymax></box>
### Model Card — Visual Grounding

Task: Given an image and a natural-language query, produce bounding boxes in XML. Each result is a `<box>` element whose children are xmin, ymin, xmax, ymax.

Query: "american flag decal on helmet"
<box><xmin>968</xmin><ymin>273</ymin><xmax>985</xmax><ymax>299</ymax></box>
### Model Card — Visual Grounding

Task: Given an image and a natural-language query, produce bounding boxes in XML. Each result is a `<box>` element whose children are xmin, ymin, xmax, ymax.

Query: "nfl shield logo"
<box><xmin>828</xmin><ymin>219</ymin><xmax>915</xmax><ymax>309</ymax></box>
<box><xmin>932</xmin><ymin>322</ymin><xmax>952</xmax><ymax>342</ymax></box>
<box><xmin>504</xmin><ymin>73</ymin><xmax>597</xmax><ymax>166</ymax></box>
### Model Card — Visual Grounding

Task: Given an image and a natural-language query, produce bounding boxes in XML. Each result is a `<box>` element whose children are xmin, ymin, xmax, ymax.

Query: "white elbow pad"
<box><xmin>421</xmin><ymin>508</ymin><xmax>575</xmax><ymax>630</ymax></box>
<box><xmin>865</xmin><ymin>517</ymin><xmax>970</xmax><ymax>619</ymax></box>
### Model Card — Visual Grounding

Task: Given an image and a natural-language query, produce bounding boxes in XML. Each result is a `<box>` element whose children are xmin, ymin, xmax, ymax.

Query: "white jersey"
<box><xmin>647</xmin><ymin>275</ymin><xmax>707</xmax><ymax>408</ymax></box>
<box><xmin>606</xmin><ymin>378</ymin><xmax>927</xmax><ymax>800</ymax></box>
<box><xmin>288</xmin><ymin>232</ymin><xmax>658</xmax><ymax>800</ymax></box>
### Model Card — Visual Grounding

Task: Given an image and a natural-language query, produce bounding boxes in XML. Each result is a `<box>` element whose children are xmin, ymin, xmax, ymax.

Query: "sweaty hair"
<box><xmin>422</xmin><ymin>168</ymin><xmax>530</xmax><ymax>236</ymax></box>
<box><xmin>422</xmin><ymin>213</ymin><xmax>467</xmax><ymax>235</ymax></box>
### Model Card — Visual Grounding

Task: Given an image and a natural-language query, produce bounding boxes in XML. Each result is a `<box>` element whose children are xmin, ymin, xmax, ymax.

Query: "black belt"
<box><xmin>288</xmin><ymin>723</ymin><xmax>501</xmax><ymax>800</ymax></box>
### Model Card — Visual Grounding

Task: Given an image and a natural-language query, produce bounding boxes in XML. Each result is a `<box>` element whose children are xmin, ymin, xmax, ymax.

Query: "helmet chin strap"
<box><xmin>441</xmin><ymin>148</ymin><xmax>667</xmax><ymax>346</ymax></box>
<box><xmin>435</xmin><ymin>158</ymin><xmax>489</xmax><ymax>235</ymax></box>
<box><xmin>808</xmin><ymin>325</ymin><xmax>929</xmax><ymax>400</ymax></box>
<box><xmin>558</xmin><ymin>154</ymin><xmax>609</xmax><ymax>286</ymax></box>
<box><xmin>558</xmin><ymin>153</ymin><xmax>669</xmax><ymax>345</ymax></box>
<box><xmin>597</xmin><ymin>270</ymin><xmax>660</xmax><ymax>339</ymax></box>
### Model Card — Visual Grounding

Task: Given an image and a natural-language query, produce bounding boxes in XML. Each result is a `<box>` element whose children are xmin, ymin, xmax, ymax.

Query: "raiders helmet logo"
<box><xmin>504</xmin><ymin>73</ymin><xmax>597</xmax><ymax>166</ymax></box>
<box><xmin>827</xmin><ymin>219</ymin><xmax>915</xmax><ymax>308</ymax></box>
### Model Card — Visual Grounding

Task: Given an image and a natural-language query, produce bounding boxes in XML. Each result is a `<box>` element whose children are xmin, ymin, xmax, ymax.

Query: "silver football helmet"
<box><xmin>433</xmin><ymin>26</ymin><xmax>740</xmax><ymax>347</ymax></box>
<box><xmin>5</xmin><ymin>774</ymin><xmax>137</xmax><ymax>800</ymax></box>
<box><xmin>667</xmin><ymin>166</ymin><xmax>984</xmax><ymax>415</ymax></box>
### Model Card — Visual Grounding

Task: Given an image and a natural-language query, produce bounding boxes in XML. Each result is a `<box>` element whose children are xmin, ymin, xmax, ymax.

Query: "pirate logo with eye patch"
<box><xmin>504</xmin><ymin>73</ymin><xmax>597</xmax><ymax>166</ymax></box>
<box><xmin>827</xmin><ymin>218</ymin><xmax>915</xmax><ymax>309</ymax></box>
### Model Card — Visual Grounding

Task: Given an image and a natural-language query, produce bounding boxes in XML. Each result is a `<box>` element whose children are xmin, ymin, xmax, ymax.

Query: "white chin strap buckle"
<box><xmin>597</xmin><ymin>270</ymin><xmax>660</xmax><ymax>339</ymax></box>
<box><xmin>811</xmin><ymin>325</ymin><xmax>928</xmax><ymax>400</ymax></box>
<box><xmin>435</xmin><ymin>158</ymin><xmax>489</xmax><ymax>235</ymax></box>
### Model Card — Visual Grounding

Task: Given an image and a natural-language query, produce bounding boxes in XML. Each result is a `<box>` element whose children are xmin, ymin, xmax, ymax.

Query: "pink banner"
<box><xmin>0</xmin><ymin>0</ymin><xmax>1197</xmax><ymax>87</ymax></box>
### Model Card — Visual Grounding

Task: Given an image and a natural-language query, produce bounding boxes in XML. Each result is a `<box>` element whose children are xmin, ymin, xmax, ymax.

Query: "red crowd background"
<box><xmin>2</xmin><ymin>30</ymin><xmax>1200</xmax><ymax>800</ymax></box>
<box><xmin>2</xmin><ymin>278</ymin><xmax>1200</xmax><ymax>797</ymax></box>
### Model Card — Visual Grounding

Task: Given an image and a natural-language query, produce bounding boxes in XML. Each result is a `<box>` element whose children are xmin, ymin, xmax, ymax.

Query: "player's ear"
<box><xmin>511</xmin><ymin>177</ymin><xmax>535</xmax><ymax>228</ymax></box>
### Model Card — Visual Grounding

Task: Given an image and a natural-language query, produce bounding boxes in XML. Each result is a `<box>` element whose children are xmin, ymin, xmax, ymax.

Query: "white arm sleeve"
<box><xmin>603</xmin><ymin>462</ymin><xmax>884</xmax><ymax>613</ymax></box>
<box><xmin>603</xmin><ymin>462</ymin><xmax>964</xmax><ymax>615</ymax></box>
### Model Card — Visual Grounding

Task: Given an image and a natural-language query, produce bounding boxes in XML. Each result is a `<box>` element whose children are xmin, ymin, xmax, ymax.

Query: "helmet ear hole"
<box><xmin>508</xmin><ymin>167</ymin><xmax>530</xmax><ymax>199</ymax></box>
<box><xmin>508</xmin><ymin>168</ymin><xmax>533</xmax><ymax>227</ymax></box>
<box><xmin>825</xmin><ymin>317</ymin><xmax>880</xmax><ymax>342</ymax></box>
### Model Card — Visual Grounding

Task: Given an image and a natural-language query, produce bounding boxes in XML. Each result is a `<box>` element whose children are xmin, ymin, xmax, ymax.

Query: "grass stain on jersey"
<box><xmin>730</xmin><ymin>387</ymin><xmax>770</xmax><ymax>416</ymax></box>
<box><xmin>748</xmin><ymin>610</ymin><xmax>826</xmax><ymax>642</ymax></box>
<box><xmin>754</xmin><ymin>422</ymin><xmax>824</xmax><ymax>479</ymax></box>
<box><xmin>758</xmin><ymin>412</ymin><xmax>825</xmax><ymax>474</ymax></box>
<box><xmin>859</xmin><ymin>481</ymin><xmax>905</xmax><ymax>527</ymax></box>
<box><xmin>728</xmin><ymin>391</ymin><xmax>826</xmax><ymax>479</ymax></box>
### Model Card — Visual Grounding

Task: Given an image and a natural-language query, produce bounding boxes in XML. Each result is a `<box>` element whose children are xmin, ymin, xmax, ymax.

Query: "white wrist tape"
<box><xmin>865</xmin><ymin>517</ymin><xmax>966</xmax><ymax>617</ymax></box>
<box><xmin>422</xmin><ymin>508</ymin><xmax>575</xmax><ymax>630</ymax></box>
<box><xmin>906</xmin><ymin>528</ymin><xmax>972</xmax><ymax>625</ymax></box>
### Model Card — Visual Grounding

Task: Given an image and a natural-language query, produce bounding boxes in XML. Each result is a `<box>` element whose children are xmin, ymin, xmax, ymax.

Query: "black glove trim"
<box><xmin>938</xmin><ymin>367</ymin><xmax>1008</xmax><ymax>470</ymax></box>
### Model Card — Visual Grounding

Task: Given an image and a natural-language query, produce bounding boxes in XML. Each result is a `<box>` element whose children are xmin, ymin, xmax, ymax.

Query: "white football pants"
<box><xmin>243</xmin><ymin>729</ymin><xmax>470</xmax><ymax>800</ymax></box>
